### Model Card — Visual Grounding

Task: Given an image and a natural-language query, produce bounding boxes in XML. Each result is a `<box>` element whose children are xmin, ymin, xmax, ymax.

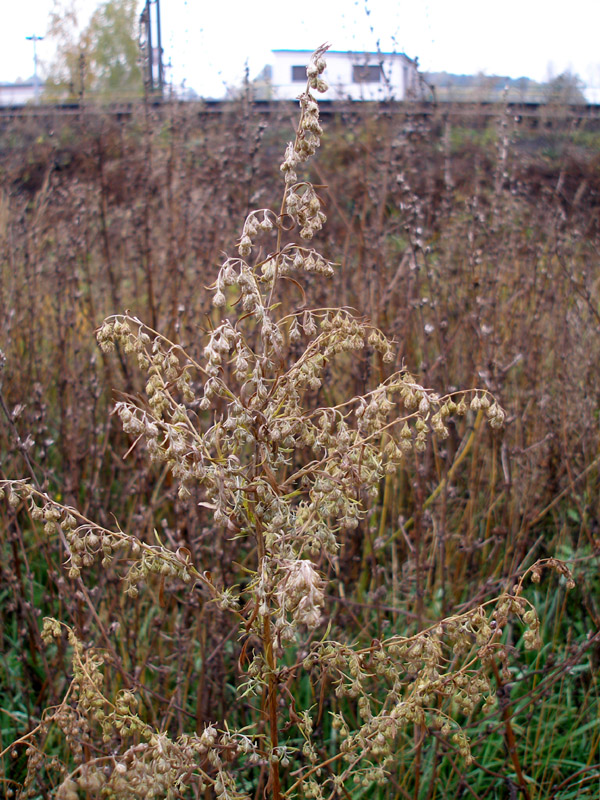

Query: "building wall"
<box><xmin>0</xmin><ymin>83</ymin><xmax>37</xmax><ymax>105</ymax></box>
<box><xmin>271</xmin><ymin>50</ymin><xmax>418</xmax><ymax>101</ymax></box>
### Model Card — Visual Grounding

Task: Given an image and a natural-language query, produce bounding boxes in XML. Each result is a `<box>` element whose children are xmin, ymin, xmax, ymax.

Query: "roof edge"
<box><xmin>272</xmin><ymin>49</ymin><xmax>413</xmax><ymax>59</ymax></box>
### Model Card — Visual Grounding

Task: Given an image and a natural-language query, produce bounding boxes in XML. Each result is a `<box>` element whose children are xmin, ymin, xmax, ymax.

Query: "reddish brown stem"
<box><xmin>491</xmin><ymin>660</ymin><xmax>531</xmax><ymax>800</ymax></box>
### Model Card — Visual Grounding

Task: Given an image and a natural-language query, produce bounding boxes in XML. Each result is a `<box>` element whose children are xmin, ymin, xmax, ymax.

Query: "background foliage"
<box><xmin>44</xmin><ymin>0</ymin><xmax>143</xmax><ymax>101</ymax></box>
<box><xmin>1</xmin><ymin>98</ymin><xmax>600</xmax><ymax>798</ymax></box>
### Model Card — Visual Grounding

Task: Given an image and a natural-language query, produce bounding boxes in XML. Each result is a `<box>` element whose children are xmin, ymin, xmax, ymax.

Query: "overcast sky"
<box><xmin>2</xmin><ymin>1</ymin><xmax>600</xmax><ymax>100</ymax></box>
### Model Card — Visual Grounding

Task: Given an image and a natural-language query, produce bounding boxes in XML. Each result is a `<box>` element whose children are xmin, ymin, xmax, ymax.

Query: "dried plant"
<box><xmin>0</xmin><ymin>46</ymin><xmax>579</xmax><ymax>800</ymax></box>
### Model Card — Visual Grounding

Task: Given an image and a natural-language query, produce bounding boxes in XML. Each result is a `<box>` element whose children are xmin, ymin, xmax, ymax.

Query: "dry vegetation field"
<box><xmin>1</xmin><ymin>78</ymin><xmax>600</xmax><ymax>799</ymax></box>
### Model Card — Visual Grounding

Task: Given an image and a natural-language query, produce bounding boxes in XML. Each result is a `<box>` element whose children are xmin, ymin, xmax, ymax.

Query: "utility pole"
<box><xmin>26</xmin><ymin>35</ymin><xmax>44</xmax><ymax>103</ymax></box>
<box><xmin>140</xmin><ymin>0</ymin><xmax>164</xmax><ymax>98</ymax></box>
<box><xmin>155</xmin><ymin>0</ymin><xmax>164</xmax><ymax>96</ymax></box>
<box><xmin>141</xmin><ymin>1</ymin><xmax>154</xmax><ymax>92</ymax></box>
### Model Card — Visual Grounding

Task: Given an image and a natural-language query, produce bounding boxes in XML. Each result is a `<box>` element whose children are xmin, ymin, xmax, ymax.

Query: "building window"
<box><xmin>292</xmin><ymin>66</ymin><xmax>306</xmax><ymax>82</ymax></box>
<box><xmin>352</xmin><ymin>64</ymin><xmax>382</xmax><ymax>83</ymax></box>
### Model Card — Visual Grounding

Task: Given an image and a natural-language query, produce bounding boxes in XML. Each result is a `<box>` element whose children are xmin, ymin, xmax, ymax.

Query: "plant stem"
<box><xmin>264</xmin><ymin>612</ymin><xmax>282</xmax><ymax>800</ymax></box>
<box><xmin>491</xmin><ymin>659</ymin><xmax>531</xmax><ymax>800</ymax></box>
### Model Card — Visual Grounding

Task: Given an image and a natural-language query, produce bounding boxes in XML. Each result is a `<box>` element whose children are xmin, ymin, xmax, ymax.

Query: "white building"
<box><xmin>0</xmin><ymin>79</ymin><xmax>38</xmax><ymax>105</ymax></box>
<box><xmin>270</xmin><ymin>49</ymin><xmax>421</xmax><ymax>101</ymax></box>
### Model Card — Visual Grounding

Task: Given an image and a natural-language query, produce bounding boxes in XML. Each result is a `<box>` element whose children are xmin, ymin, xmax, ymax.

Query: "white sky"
<box><xmin>2</xmin><ymin>1</ymin><xmax>600</xmax><ymax>99</ymax></box>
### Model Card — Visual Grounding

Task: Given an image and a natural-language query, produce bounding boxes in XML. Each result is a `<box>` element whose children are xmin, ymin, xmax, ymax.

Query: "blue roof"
<box><xmin>272</xmin><ymin>49</ymin><xmax>412</xmax><ymax>59</ymax></box>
